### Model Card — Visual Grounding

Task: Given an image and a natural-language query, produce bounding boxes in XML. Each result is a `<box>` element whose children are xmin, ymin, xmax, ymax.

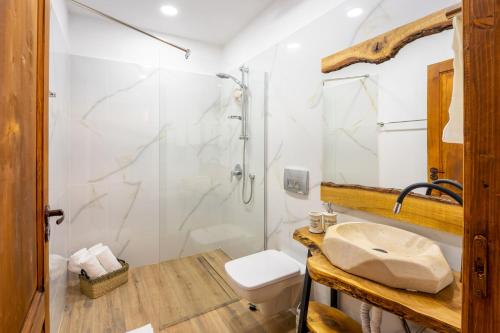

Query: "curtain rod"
<box><xmin>69</xmin><ymin>0</ymin><xmax>191</xmax><ymax>59</ymax></box>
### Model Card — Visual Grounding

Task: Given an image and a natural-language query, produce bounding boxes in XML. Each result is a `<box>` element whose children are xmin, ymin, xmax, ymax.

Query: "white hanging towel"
<box><xmin>80</xmin><ymin>254</ymin><xmax>107</xmax><ymax>279</ymax></box>
<box><xmin>126</xmin><ymin>324</ymin><xmax>154</xmax><ymax>333</ymax></box>
<box><xmin>442</xmin><ymin>14</ymin><xmax>464</xmax><ymax>144</ymax></box>
<box><xmin>95</xmin><ymin>246</ymin><xmax>122</xmax><ymax>272</ymax></box>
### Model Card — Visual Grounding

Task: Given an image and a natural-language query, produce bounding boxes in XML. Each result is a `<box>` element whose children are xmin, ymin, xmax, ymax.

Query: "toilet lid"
<box><xmin>225</xmin><ymin>250</ymin><xmax>301</xmax><ymax>290</ymax></box>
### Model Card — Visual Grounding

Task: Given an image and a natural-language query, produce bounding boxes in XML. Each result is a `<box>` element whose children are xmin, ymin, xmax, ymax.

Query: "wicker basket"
<box><xmin>79</xmin><ymin>259</ymin><xmax>129</xmax><ymax>299</ymax></box>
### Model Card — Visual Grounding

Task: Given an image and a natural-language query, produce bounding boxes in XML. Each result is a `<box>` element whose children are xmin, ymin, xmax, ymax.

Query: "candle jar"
<box><xmin>308</xmin><ymin>212</ymin><xmax>323</xmax><ymax>234</ymax></box>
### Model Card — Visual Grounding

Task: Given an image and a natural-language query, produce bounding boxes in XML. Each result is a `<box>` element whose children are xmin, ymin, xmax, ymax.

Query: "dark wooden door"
<box><xmin>462</xmin><ymin>0</ymin><xmax>500</xmax><ymax>332</ymax></box>
<box><xmin>0</xmin><ymin>0</ymin><xmax>50</xmax><ymax>332</ymax></box>
<box><xmin>427</xmin><ymin>59</ymin><xmax>464</xmax><ymax>192</ymax></box>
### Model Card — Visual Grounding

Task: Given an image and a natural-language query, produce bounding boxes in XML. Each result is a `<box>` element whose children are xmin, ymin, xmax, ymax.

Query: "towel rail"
<box><xmin>377</xmin><ymin>118</ymin><xmax>427</xmax><ymax>127</ymax></box>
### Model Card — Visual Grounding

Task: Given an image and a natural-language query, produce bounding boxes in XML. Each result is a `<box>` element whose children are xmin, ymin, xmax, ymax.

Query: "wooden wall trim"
<box><xmin>321</xmin><ymin>183</ymin><xmax>463</xmax><ymax>235</ymax></box>
<box><xmin>21</xmin><ymin>292</ymin><xmax>45</xmax><ymax>333</ymax></box>
<box><xmin>462</xmin><ymin>0</ymin><xmax>499</xmax><ymax>331</ymax></box>
<box><xmin>321</xmin><ymin>4</ymin><xmax>460</xmax><ymax>73</ymax></box>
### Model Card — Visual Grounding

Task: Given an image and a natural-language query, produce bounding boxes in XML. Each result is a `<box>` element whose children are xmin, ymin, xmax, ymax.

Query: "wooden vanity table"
<box><xmin>294</xmin><ymin>227</ymin><xmax>462</xmax><ymax>333</ymax></box>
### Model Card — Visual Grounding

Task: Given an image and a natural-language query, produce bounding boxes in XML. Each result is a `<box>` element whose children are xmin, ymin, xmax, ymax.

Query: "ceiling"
<box><xmin>68</xmin><ymin>0</ymin><xmax>275</xmax><ymax>45</ymax></box>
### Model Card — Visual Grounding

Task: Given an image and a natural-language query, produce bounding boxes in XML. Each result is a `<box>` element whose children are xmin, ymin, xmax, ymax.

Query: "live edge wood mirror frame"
<box><xmin>320</xmin><ymin>4</ymin><xmax>464</xmax><ymax>235</ymax></box>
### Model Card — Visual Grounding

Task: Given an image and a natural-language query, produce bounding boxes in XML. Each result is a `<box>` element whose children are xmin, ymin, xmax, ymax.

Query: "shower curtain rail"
<box><xmin>69</xmin><ymin>0</ymin><xmax>191</xmax><ymax>59</ymax></box>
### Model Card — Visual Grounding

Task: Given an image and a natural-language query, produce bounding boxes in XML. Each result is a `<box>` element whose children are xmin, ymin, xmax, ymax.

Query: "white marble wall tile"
<box><xmin>68</xmin><ymin>55</ymin><xmax>161</xmax><ymax>267</ymax></box>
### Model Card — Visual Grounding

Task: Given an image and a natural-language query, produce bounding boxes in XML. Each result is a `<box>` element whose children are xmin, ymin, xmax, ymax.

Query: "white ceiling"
<box><xmin>68</xmin><ymin>0</ymin><xmax>275</xmax><ymax>45</ymax></box>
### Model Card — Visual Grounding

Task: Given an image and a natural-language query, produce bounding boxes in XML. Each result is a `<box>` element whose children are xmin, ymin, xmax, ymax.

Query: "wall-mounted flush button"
<box><xmin>284</xmin><ymin>168</ymin><xmax>309</xmax><ymax>195</ymax></box>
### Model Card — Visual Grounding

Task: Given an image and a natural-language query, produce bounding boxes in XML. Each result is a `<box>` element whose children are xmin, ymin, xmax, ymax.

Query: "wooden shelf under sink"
<box><xmin>294</xmin><ymin>227</ymin><xmax>462</xmax><ymax>333</ymax></box>
<box><xmin>307</xmin><ymin>301</ymin><xmax>362</xmax><ymax>333</ymax></box>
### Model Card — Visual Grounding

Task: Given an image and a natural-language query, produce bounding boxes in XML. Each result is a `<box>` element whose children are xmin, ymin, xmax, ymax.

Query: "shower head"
<box><xmin>216</xmin><ymin>73</ymin><xmax>231</xmax><ymax>79</ymax></box>
<box><xmin>216</xmin><ymin>72</ymin><xmax>246</xmax><ymax>89</ymax></box>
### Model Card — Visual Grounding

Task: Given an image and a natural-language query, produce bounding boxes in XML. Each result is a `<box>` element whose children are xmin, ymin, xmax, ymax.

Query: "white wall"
<box><xmin>223</xmin><ymin>0</ymin><xmax>346</xmax><ymax>69</ymax></box>
<box><xmin>51</xmin><ymin>0</ymin><xmax>70</xmax><ymax>43</ymax></box>
<box><xmin>69</xmin><ymin>12</ymin><xmax>223</xmax><ymax>74</ymax></box>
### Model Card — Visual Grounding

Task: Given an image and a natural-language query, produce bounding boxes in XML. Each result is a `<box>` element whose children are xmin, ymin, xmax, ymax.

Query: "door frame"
<box><xmin>462</xmin><ymin>0</ymin><xmax>500</xmax><ymax>331</ymax></box>
<box><xmin>23</xmin><ymin>0</ymin><xmax>51</xmax><ymax>332</ymax></box>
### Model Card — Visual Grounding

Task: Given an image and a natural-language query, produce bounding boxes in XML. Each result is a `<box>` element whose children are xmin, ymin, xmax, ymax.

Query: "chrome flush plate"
<box><xmin>284</xmin><ymin>168</ymin><xmax>309</xmax><ymax>195</ymax></box>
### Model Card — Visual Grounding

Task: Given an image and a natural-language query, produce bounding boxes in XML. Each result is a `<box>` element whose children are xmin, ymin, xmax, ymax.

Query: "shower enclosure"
<box><xmin>48</xmin><ymin>3</ymin><xmax>267</xmax><ymax>331</ymax></box>
<box><xmin>159</xmin><ymin>66</ymin><xmax>266</xmax><ymax>261</ymax></box>
<box><xmin>158</xmin><ymin>64</ymin><xmax>267</xmax><ymax>328</ymax></box>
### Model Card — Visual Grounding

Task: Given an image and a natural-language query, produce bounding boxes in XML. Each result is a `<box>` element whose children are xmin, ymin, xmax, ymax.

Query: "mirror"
<box><xmin>322</xmin><ymin>1</ymin><xmax>463</xmax><ymax>195</ymax></box>
<box><xmin>323</xmin><ymin>75</ymin><xmax>379</xmax><ymax>186</ymax></box>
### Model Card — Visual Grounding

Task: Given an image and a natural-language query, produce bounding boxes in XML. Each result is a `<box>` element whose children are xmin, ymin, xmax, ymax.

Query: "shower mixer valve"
<box><xmin>231</xmin><ymin>164</ymin><xmax>243</xmax><ymax>182</ymax></box>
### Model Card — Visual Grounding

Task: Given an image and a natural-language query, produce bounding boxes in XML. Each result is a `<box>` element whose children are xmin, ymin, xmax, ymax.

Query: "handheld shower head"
<box><xmin>216</xmin><ymin>73</ymin><xmax>230</xmax><ymax>79</ymax></box>
<box><xmin>216</xmin><ymin>72</ymin><xmax>246</xmax><ymax>89</ymax></box>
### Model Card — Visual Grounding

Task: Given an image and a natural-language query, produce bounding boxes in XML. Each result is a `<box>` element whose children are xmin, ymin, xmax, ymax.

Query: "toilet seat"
<box><xmin>225</xmin><ymin>250</ymin><xmax>302</xmax><ymax>290</ymax></box>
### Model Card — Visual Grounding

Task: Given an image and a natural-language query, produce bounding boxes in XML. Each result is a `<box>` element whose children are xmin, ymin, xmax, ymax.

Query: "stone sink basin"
<box><xmin>322</xmin><ymin>222</ymin><xmax>454</xmax><ymax>294</ymax></box>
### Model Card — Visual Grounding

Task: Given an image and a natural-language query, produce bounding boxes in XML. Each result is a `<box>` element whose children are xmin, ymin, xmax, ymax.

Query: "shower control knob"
<box><xmin>231</xmin><ymin>164</ymin><xmax>243</xmax><ymax>182</ymax></box>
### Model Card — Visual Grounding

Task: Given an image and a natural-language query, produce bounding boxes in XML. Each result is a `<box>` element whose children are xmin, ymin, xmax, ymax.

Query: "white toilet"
<box><xmin>225</xmin><ymin>250</ymin><xmax>306</xmax><ymax>316</ymax></box>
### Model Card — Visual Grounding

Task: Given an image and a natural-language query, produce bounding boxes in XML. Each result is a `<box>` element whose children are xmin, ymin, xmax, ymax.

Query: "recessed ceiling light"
<box><xmin>347</xmin><ymin>7</ymin><xmax>363</xmax><ymax>18</ymax></box>
<box><xmin>287</xmin><ymin>43</ymin><xmax>301</xmax><ymax>50</ymax></box>
<box><xmin>160</xmin><ymin>5</ymin><xmax>178</xmax><ymax>17</ymax></box>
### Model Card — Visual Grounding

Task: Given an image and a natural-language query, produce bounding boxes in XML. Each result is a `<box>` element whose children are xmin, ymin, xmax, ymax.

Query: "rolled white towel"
<box><xmin>88</xmin><ymin>243</ymin><xmax>105</xmax><ymax>255</ymax></box>
<box><xmin>80</xmin><ymin>254</ymin><xmax>107</xmax><ymax>279</ymax></box>
<box><xmin>71</xmin><ymin>248</ymin><xmax>88</xmax><ymax>258</ymax></box>
<box><xmin>95</xmin><ymin>246</ymin><xmax>122</xmax><ymax>272</ymax></box>
<box><xmin>68</xmin><ymin>248</ymin><xmax>90</xmax><ymax>274</ymax></box>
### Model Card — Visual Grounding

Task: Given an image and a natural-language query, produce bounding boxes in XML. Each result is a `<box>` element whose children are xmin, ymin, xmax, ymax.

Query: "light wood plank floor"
<box><xmin>59</xmin><ymin>249</ymin><xmax>296</xmax><ymax>333</ymax></box>
<box><xmin>159</xmin><ymin>249</ymin><xmax>240</xmax><ymax>327</ymax></box>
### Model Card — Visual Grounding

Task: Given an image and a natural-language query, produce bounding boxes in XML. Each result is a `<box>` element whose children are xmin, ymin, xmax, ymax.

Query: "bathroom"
<box><xmin>2</xmin><ymin>0</ymin><xmax>496</xmax><ymax>332</ymax></box>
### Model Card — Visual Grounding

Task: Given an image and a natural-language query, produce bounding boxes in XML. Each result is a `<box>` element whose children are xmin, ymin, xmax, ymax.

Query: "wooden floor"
<box><xmin>59</xmin><ymin>249</ymin><xmax>296</xmax><ymax>333</ymax></box>
<box><xmin>159</xmin><ymin>249</ymin><xmax>239</xmax><ymax>327</ymax></box>
<box><xmin>165</xmin><ymin>299</ymin><xmax>296</xmax><ymax>333</ymax></box>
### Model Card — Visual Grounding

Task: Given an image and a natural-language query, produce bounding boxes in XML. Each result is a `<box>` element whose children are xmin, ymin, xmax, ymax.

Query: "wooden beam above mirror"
<box><xmin>321</xmin><ymin>4</ymin><xmax>462</xmax><ymax>73</ymax></box>
<box><xmin>321</xmin><ymin>183</ymin><xmax>463</xmax><ymax>235</ymax></box>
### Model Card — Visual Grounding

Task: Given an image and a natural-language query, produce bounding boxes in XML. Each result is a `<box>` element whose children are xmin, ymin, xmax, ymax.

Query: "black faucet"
<box><xmin>425</xmin><ymin>179</ymin><xmax>463</xmax><ymax>196</ymax></box>
<box><xmin>393</xmin><ymin>182</ymin><xmax>463</xmax><ymax>214</ymax></box>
